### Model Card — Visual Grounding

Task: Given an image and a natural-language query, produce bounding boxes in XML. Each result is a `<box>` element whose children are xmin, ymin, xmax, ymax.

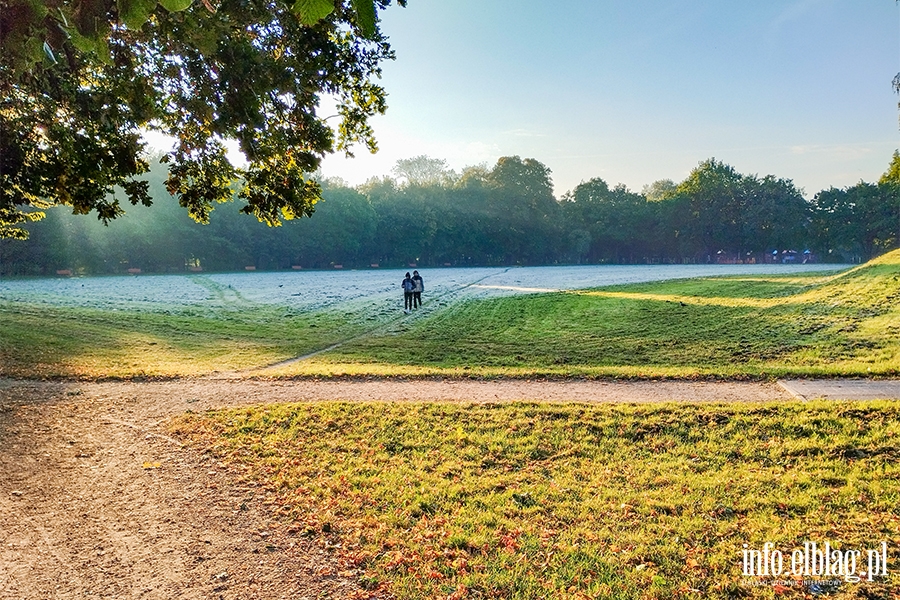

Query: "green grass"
<box><xmin>2</xmin><ymin>250</ymin><xmax>899</xmax><ymax>379</ymax></box>
<box><xmin>271</xmin><ymin>251</ymin><xmax>900</xmax><ymax>379</ymax></box>
<box><xmin>170</xmin><ymin>400</ymin><xmax>900</xmax><ymax>599</ymax></box>
<box><xmin>0</xmin><ymin>302</ymin><xmax>364</xmax><ymax>378</ymax></box>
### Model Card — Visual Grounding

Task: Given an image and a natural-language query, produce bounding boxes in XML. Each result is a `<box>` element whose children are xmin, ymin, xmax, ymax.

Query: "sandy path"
<box><xmin>0</xmin><ymin>378</ymin><xmax>790</xmax><ymax>599</ymax></box>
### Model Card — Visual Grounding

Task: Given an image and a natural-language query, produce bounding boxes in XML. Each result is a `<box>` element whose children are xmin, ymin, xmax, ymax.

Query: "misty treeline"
<box><xmin>2</xmin><ymin>153</ymin><xmax>899</xmax><ymax>275</ymax></box>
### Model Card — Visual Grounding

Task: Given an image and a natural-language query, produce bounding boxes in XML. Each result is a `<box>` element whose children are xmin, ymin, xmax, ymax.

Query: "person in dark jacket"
<box><xmin>412</xmin><ymin>270</ymin><xmax>424</xmax><ymax>309</ymax></box>
<box><xmin>401</xmin><ymin>272</ymin><xmax>414</xmax><ymax>312</ymax></box>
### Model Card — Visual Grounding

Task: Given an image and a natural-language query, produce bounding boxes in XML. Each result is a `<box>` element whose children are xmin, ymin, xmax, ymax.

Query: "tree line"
<box><xmin>2</xmin><ymin>153</ymin><xmax>899</xmax><ymax>276</ymax></box>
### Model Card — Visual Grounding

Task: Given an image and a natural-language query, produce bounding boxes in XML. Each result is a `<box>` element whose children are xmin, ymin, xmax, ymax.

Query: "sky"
<box><xmin>316</xmin><ymin>0</ymin><xmax>900</xmax><ymax>197</ymax></box>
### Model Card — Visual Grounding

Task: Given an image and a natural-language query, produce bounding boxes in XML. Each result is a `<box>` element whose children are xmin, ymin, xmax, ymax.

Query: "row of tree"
<box><xmin>2</xmin><ymin>153</ymin><xmax>899</xmax><ymax>275</ymax></box>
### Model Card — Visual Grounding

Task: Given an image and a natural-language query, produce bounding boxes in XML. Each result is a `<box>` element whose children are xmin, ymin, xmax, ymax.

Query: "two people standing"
<box><xmin>401</xmin><ymin>270</ymin><xmax>424</xmax><ymax>312</ymax></box>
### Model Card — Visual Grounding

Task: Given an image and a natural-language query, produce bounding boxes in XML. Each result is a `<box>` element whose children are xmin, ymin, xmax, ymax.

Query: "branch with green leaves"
<box><xmin>0</xmin><ymin>0</ymin><xmax>405</xmax><ymax>238</ymax></box>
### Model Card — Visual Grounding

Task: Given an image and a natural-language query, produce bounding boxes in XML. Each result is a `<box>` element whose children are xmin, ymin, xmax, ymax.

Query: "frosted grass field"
<box><xmin>0</xmin><ymin>263</ymin><xmax>850</xmax><ymax>314</ymax></box>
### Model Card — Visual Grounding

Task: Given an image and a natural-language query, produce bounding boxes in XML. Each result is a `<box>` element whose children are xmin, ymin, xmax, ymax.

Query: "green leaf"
<box><xmin>68</xmin><ymin>27</ymin><xmax>97</xmax><ymax>53</ymax></box>
<box><xmin>291</xmin><ymin>0</ymin><xmax>333</xmax><ymax>26</ymax></box>
<box><xmin>68</xmin><ymin>28</ymin><xmax>113</xmax><ymax>64</ymax></box>
<box><xmin>23</xmin><ymin>35</ymin><xmax>45</xmax><ymax>65</ymax></box>
<box><xmin>159</xmin><ymin>0</ymin><xmax>192</xmax><ymax>12</ymax></box>
<box><xmin>117</xmin><ymin>0</ymin><xmax>157</xmax><ymax>30</ymax></box>
<box><xmin>350</xmin><ymin>0</ymin><xmax>376</xmax><ymax>38</ymax></box>
<box><xmin>192</xmin><ymin>27</ymin><xmax>218</xmax><ymax>54</ymax></box>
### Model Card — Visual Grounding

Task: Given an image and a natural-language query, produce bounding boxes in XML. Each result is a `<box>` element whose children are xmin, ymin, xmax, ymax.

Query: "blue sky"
<box><xmin>319</xmin><ymin>0</ymin><xmax>900</xmax><ymax>197</ymax></box>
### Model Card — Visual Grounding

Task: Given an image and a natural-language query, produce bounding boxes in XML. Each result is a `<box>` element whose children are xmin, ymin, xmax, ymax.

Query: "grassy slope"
<box><xmin>1</xmin><ymin>250</ymin><xmax>898</xmax><ymax>379</ymax></box>
<box><xmin>171</xmin><ymin>401</ymin><xmax>900</xmax><ymax>599</ymax></box>
<box><xmin>272</xmin><ymin>250</ymin><xmax>900</xmax><ymax>379</ymax></box>
<box><xmin>0</xmin><ymin>301</ymin><xmax>365</xmax><ymax>378</ymax></box>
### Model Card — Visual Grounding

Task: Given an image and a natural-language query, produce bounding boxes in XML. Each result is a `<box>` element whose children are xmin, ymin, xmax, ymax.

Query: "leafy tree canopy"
<box><xmin>641</xmin><ymin>179</ymin><xmax>676</xmax><ymax>202</ymax></box>
<box><xmin>879</xmin><ymin>150</ymin><xmax>900</xmax><ymax>185</ymax></box>
<box><xmin>675</xmin><ymin>158</ymin><xmax>743</xmax><ymax>201</ymax></box>
<box><xmin>0</xmin><ymin>0</ymin><xmax>405</xmax><ymax>238</ymax></box>
<box><xmin>391</xmin><ymin>155</ymin><xmax>455</xmax><ymax>187</ymax></box>
<box><xmin>486</xmin><ymin>155</ymin><xmax>555</xmax><ymax>214</ymax></box>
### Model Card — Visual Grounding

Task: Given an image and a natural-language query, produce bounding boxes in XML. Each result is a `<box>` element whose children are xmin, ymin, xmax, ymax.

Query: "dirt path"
<box><xmin>0</xmin><ymin>378</ymin><xmax>790</xmax><ymax>599</ymax></box>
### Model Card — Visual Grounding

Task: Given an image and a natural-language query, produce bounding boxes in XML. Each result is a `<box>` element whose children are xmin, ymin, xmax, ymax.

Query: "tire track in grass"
<box><xmin>240</xmin><ymin>267</ymin><xmax>514</xmax><ymax>373</ymax></box>
<box><xmin>188</xmin><ymin>275</ymin><xmax>252</xmax><ymax>308</ymax></box>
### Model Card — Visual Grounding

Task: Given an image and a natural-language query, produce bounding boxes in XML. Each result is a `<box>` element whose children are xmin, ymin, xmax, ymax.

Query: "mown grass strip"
<box><xmin>170</xmin><ymin>401</ymin><xmax>900</xmax><ymax>599</ymax></box>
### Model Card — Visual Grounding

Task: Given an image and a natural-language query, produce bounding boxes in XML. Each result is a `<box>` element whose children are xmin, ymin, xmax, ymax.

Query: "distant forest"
<box><xmin>2</xmin><ymin>153</ymin><xmax>899</xmax><ymax>275</ymax></box>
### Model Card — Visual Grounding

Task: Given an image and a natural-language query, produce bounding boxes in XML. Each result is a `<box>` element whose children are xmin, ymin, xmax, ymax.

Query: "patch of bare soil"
<box><xmin>0</xmin><ymin>378</ymin><xmax>790</xmax><ymax>599</ymax></box>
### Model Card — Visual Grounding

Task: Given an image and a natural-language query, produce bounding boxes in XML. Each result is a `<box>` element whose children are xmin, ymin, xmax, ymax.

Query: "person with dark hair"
<box><xmin>401</xmin><ymin>272</ymin><xmax>414</xmax><ymax>313</ymax></box>
<box><xmin>412</xmin><ymin>270</ymin><xmax>424</xmax><ymax>309</ymax></box>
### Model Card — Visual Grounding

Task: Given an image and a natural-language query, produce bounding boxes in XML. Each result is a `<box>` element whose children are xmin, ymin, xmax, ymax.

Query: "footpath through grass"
<box><xmin>171</xmin><ymin>400</ymin><xmax>900</xmax><ymax>599</ymax></box>
<box><xmin>273</xmin><ymin>250</ymin><xmax>900</xmax><ymax>379</ymax></box>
